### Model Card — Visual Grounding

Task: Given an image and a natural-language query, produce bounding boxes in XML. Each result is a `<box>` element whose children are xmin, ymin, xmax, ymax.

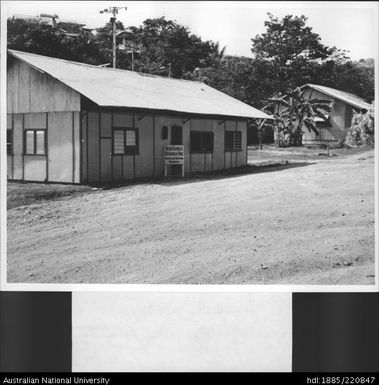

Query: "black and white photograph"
<box><xmin>1</xmin><ymin>1</ymin><xmax>377</xmax><ymax>288</ymax></box>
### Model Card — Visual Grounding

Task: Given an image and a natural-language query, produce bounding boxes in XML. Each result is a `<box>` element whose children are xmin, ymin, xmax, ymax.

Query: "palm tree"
<box><xmin>265</xmin><ymin>87</ymin><xmax>332</xmax><ymax>146</ymax></box>
<box><xmin>209</xmin><ymin>41</ymin><xmax>227</xmax><ymax>69</ymax></box>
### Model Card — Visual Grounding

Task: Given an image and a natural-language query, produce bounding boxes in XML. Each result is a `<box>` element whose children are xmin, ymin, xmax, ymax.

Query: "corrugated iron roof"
<box><xmin>8</xmin><ymin>50</ymin><xmax>273</xmax><ymax>120</ymax></box>
<box><xmin>303</xmin><ymin>84</ymin><xmax>371</xmax><ymax>110</ymax></box>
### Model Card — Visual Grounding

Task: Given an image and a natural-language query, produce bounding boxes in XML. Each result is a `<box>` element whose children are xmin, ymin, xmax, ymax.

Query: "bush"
<box><xmin>344</xmin><ymin>105</ymin><xmax>375</xmax><ymax>147</ymax></box>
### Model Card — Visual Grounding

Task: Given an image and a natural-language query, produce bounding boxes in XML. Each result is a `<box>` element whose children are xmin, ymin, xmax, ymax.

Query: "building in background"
<box><xmin>11</xmin><ymin>13</ymin><xmax>90</xmax><ymax>37</ymax></box>
<box><xmin>274</xmin><ymin>84</ymin><xmax>372</xmax><ymax>146</ymax></box>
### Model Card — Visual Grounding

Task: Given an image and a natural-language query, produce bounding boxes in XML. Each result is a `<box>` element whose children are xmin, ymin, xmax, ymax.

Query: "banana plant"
<box><xmin>264</xmin><ymin>87</ymin><xmax>332</xmax><ymax>146</ymax></box>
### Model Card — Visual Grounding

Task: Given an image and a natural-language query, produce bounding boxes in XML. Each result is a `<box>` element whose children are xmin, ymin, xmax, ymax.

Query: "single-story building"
<box><xmin>274</xmin><ymin>83</ymin><xmax>372</xmax><ymax>146</ymax></box>
<box><xmin>6</xmin><ymin>50</ymin><xmax>271</xmax><ymax>184</ymax></box>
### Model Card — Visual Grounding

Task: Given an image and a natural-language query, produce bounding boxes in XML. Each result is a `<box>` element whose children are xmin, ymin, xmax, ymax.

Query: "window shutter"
<box><xmin>234</xmin><ymin>131</ymin><xmax>242</xmax><ymax>150</ymax></box>
<box><xmin>113</xmin><ymin>130</ymin><xmax>125</xmax><ymax>154</ymax></box>
<box><xmin>225</xmin><ymin>131</ymin><xmax>233</xmax><ymax>151</ymax></box>
<box><xmin>125</xmin><ymin>130</ymin><xmax>136</xmax><ymax>146</ymax></box>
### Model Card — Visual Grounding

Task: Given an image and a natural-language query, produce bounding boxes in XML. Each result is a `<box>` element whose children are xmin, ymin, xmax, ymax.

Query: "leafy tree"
<box><xmin>8</xmin><ymin>18</ymin><xmax>68</xmax><ymax>58</ymax></box>
<box><xmin>192</xmin><ymin>55</ymin><xmax>260</xmax><ymax>104</ymax></box>
<box><xmin>317</xmin><ymin>60</ymin><xmax>375</xmax><ymax>102</ymax></box>
<box><xmin>251</xmin><ymin>13</ymin><xmax>339</xmax><ymax>94</ymax></box>
<box><xmin>119</xmin><ymin>17</ymin><xmax>217</xmax><ymax>78</ymax></box>
<box><xmin>7</xmin><ymin>17</ymin><xmax>106</xmax><ymax>65</ymax></box>
<box><xmin>251</xmin><ymin>13</ymin><xmax>333</xmax><ymax>63</ymax></box>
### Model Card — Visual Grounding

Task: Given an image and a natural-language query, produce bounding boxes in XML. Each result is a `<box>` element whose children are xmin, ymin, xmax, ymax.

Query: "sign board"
<box><xmin>164</xmin><ymin>145</ymin><xmax>184</xmax><ymax>165</ymax></box>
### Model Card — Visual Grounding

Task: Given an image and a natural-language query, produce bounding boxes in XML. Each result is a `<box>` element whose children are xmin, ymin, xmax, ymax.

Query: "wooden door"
<box><xmin>170</xmin><ymin>125</ymin><xmax>183</xmax><ymax>175</ymax></box>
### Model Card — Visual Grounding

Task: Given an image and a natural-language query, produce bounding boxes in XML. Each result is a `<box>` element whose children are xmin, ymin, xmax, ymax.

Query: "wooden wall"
<box><xmin>7</xmin><ymin>57</ymin><xmax>81</xmax><ymax>114</ymax></box>
<box><xmin>7</xmin><ymin>112</ymin><xmax>80</xmax><ymax>183</ymax></box>
<box><xmin>274</xmin><ymin>87</ymin><xmax>353</xmax><ymax>146</ymax></box>
<box><xmin>7</xmin><ymin>57</ymin><xmax>81</xmax><ymax>183</ymax></box>
<box><xmin>301</xmin><ymin>88</ymin><xmax>347</xmax><ymax>145</ymax></box>
<box><xmin>81</xmin><ymin>110</ymin><xmax>248</xmax><ymax>183</ymax></box>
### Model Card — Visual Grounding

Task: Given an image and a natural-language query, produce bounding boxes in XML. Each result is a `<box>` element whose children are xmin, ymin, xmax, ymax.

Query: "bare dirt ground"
<box><xmin>7</xmin><ymin>147</ymin><xmax>375</xmax><ymax>284</ymax></box>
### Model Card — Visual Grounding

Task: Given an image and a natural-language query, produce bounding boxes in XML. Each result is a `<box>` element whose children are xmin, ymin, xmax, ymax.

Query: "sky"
<box><xmin>3</xmin><ymin>1</ymin><xmax>378</xmax><ymax>60</ymax></box>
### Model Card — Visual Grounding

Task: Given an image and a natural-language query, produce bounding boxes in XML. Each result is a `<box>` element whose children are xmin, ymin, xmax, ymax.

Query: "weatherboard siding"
<box><xmin>81</xmin><ymin>110</ymin><xmax>248</xmax><ymax>183</ymax></box>
<box><xmin>302</xmin><ymin>98</ymin><xmax>347</xmax><ymax>145</ymax></box>
<box><xmin>7</xmin><ymin>58</ymin><xmax>81</xmax><ymax>113</ymax></box>
<box><xmin>295</xmin><ymin>86</ymin><xmax>354</xmax><ymax>145</ymax></box>
<box><xmin>135</xmin><ymin>115</ymin><xmax>155</xmax><ymax>178</ymax></box>
<box><xmin>11</xmin><ymin>114</ymin><xmax>23</xmax><ymax>180</ymax></box>
<box><xmin>7</xmin><ymin>58</ymin><xmax>81</xmax><ymax>183</ymax></box>
<box><xmin>7</xmin><ymin>111</ymin><xmax>80</xmax><ymax>183</ymax></box>
<box><xmin>48</xmin><ymin>112</ymin><xmax>80</xmax><ymax>183</ymax></box>
<box><xmin>7</xmin><ymin>115</ymin><xmax>13</xmax><ymax>180</ymax></box>
<box><xmin>87</xmin><ymin>112</ymin><xmax>100</xmax><ymax>183</ymax></box>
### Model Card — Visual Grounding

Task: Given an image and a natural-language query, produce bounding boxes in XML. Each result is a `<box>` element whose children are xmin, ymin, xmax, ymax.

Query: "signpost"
<box><xmin>164</xmin><ymin>145</ymin><xmax>184</xmax><ymax>177</ymax></box>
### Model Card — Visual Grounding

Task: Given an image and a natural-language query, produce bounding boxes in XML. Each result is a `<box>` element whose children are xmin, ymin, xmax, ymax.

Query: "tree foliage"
<box><xmin>191</xmin><ymin>13</ymin><xmax>374</xmax><ymax>113</ymax></box>
<box><xmin>128</xmin><ymin>17</ymin><xmax>216</xmax><ymax>77</ymax></box>
<box><xmin>344</xmin><ymin>106</ymin><xmax>375</xmax><ymax>147</ymax></box>
<box><xmin>7</xmin><ymin>13</ymin><xmax>375</xmax><ymax>115</ymax></box>
<box><xmin>7</xmin><ymin>17</ymin><xmax>106</xmax><ymax>65</ymax></box>
<box><xmin>251</xmin><ymin>13</ymin><xmax>334</xmax><ymax>67</ymax></box>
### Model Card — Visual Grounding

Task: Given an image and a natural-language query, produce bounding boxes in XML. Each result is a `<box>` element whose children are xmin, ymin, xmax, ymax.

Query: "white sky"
<box><xmin>3</xmin><ymin>1</ymin><xmax>378</xmax><ymax>60</ymax></box>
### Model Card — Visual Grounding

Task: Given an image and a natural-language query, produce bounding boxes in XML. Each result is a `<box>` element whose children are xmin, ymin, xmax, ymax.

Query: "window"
<box><xmin>7</xmin><ymin>129</ymin><xmax>13</xmax><ymax>155</ymax></box>
<box><xmin>190</xmin><ymin>131</ymin><xmax>214</xmax><ymax>153</ymax></box>
<box><xmin>162</xmin><ymin>126</ymin><xmax>168</xmax><ymax>140</ymax></box>
<box><xmin>225</xmin><ymin>131</ymin><xmax>242</xmax><ymax>151</ymax></box>
<box><xmin>112</xmin><ymin>128</ymin><xmax>138</xmax><ymax>155</ymax></box>
<box><xmin>24</xmin><ymin>130</ymin><xmax>46</xmax><ymax>155</ymax></box>
<box><xmin>171</xmin><ymin>125</ymin><xmax>182</xmax><ymax>145</ymax></box>
<box><xmin>113</xmin><ymin>130</ymin><xmax>125</xmax><ymax>154</ymax></box>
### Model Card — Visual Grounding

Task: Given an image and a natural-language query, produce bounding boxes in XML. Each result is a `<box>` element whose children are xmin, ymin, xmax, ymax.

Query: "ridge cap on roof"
<box><xmin>7</xmin><ymin>49</ymin><xmax>206</xmax><ymax>85</ymax></box>
<box><xmin>303</xmin><ymin>83</ymin><xmax>368</xmax><ymax>102</ymax></box>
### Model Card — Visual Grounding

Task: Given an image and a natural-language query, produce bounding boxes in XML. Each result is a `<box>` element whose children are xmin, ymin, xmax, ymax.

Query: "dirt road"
<box><xmin>7</xmin><ymin>150</ymin><xmax>375</xmax><ymax>284</ymax></box>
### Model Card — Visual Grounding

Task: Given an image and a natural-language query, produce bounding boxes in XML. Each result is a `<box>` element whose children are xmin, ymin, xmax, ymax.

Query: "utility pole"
<box><xmin>100</xmin><ymin>6</ymin><xmax>127</xmax><ymax>68</ymax></box>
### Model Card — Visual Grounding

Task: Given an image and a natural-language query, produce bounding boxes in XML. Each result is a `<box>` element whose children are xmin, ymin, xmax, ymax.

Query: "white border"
<box><xmin>1</xmin><ymin>1</ymin><xmax>378</xmax><ymax>293</ymax></box>
<box><xmin>0</xmin><ymin>0</ymin><xmax>8</xmax><ymax>292</ymax></box>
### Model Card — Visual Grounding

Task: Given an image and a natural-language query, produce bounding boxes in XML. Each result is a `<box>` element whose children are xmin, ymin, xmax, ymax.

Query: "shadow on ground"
<box><xmin>99</xmin><ymin>161</ymin><xmax>315</xmax><ymax>189</ymax></box>
<box><xmin>8</xmin><ymin>161</ymin><xmax>315</xmax><ymax>208</ymax></box>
